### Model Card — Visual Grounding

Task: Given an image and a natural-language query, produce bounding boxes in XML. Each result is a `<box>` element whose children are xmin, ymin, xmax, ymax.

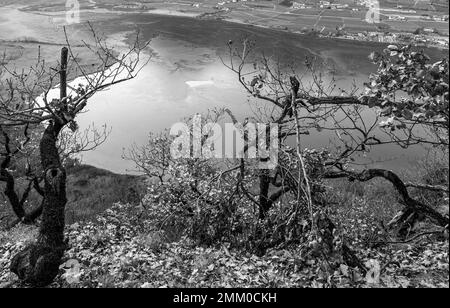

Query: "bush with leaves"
<box><xmin>365</xmin><ymin>45</ymin><xmax>449</xmax><ymax>148</ymax></box>
<box><xmin>129</xmin><ymin>129</ymin><xmax>332</xmax><ymax>255</ymax></box>
<box><xmin>142</xmin><ymin>158</ymin><xmax>257</xmax><ymax>247</ymax></box>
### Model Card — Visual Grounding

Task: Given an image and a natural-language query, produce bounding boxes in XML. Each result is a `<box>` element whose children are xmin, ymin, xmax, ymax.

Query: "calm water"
<box><xmin>76</xmin><ymin>36</ymin><xmax>251</xmax><ymax>172</ymax></box>
<box><xmin>1</xmin><ymin>7</ymin><xmax>444</xmax><ymax>174</ymax></box>
<box><xmin>71</xmin><ymin>15</ymin><xmax>441</xmax><ymax>174</ymax></box>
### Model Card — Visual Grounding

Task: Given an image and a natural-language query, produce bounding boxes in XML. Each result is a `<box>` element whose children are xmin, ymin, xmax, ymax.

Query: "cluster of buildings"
<box><xmin>387</xmin><ymin>15</ymin><xmax>407</xmax><ymax>21</ymax></box>
<box><xmin>216</xmin><ymin>0</ymin><xmax>245</xmax><ymax>5</ymax></box>
<box><xmin>182</xmin><ymin>0</ymin><xmax>449</xmax><ymax>50</ymax></box>
<box><xmin>291</xmin><ymin>2</ymin><xmax>312</xmax><ymax>10</ymax></box>
<box><xmin>285</xmin><ymin>0</ymin><xmax>448</xmax><ymax>49</ymax></box>
<box><xmin>329</xmin><ymin>30</ymin><xmax>448</xmax><ymax>49</ymax></box>
<box><xmin>113</xmin><ymin>2</ymin><xmax>149</xmax><ymax>10</ymax></box>
<box><xmin>421</xmin><ymin>15</ymin><xmax>449</xmax><ymax>22</ymax></box>
<box><xmin>387</xmin><ymin>13</ymin><xmax>449</xmax><ymax>22</ymax></box>
<box><xmin>318</xmin><ymin>1</ymin><xmax>349</xmax><ymax>9</ymax></box>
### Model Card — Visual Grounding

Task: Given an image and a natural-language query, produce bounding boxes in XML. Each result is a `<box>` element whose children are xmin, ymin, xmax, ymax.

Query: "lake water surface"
<box><xmin>68</xmin><ymin>14</ymin><xmax>445</xmax><ymax>174</ymax></box>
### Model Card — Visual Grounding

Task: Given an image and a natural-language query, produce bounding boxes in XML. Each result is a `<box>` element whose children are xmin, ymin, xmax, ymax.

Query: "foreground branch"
<box><xmin>324</xmin><ymin>169</ymin><xmax>449</xmax><ymax>229</ymax></box>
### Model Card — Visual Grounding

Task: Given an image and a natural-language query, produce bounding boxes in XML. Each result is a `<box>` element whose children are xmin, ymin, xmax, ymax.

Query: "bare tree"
<box><xmin>0</xmin><ymin>25</ymin><xmax>148</xmax><ymax>286</ymax></box>
<box><xmin>124</xmin><ymin>131</ymin><xmax>173</xmax><ymax>183</ymax></box>
<box><xmin>0</xmin><ymin>124</ymin><xmax>41</xmax><ymax>224</ymax></box>
<box><xmin>121</xmin><ymin>40</ymin><xmax>447</xmax><ymax>268</ymax></box>
<box><xmin>0</xmin><ymin>120</ymin><xmax>109</xmax><ymax>228</ymax></box>
<box><xmin>221</xmin><ymin>40</ymin><xmax>448</xmax><ymax>238</ymax></box>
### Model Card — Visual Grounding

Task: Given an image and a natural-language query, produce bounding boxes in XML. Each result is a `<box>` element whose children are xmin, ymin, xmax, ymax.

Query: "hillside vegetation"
<box><xmin>1</xmin><ymin>164</ymin><xmax>146</xmax><ymax>227</ymax></box>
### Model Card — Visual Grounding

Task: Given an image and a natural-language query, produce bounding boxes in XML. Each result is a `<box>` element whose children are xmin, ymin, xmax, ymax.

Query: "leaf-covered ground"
<box><xmin>0</xmin><ymin>203</ymin><xmax>448</xmax><ymax>288</ymax></box>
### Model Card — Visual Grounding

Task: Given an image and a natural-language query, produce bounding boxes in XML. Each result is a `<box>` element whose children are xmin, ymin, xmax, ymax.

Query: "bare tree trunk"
<box><xmin>1</xmin><ymin>171</ymin><xmax>44</xmax><ymax>227</ymax></box>
<box><xmin>10</xmin><ymin>48</ymin><xmax>69</xmax><ymax>286</ymax></box>
<box><xmin>10</xmin><ymin>123</ymin><xmax>67</xmax><ymax>286</ymax></box>
<box><xmin>1</xmin><ymin>127</ymin><xmax>28</xmax><ymax>221</ymax></box>
<box><xmin>348</xmin><ymin>169</ymin><xmax>449</xmax><ymax>228</ymax></box>
<box><xmin>324</xmin><ymin>168</ymin><xmax>449</xmax><ymax>237</ymax></box>
<box><xmin>1</xmin><ymin>170</ymin><xmax>25</xmax><ymax>218</ymax></box>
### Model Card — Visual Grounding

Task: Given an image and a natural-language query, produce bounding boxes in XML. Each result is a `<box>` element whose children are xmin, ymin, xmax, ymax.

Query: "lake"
<box><xmin>58</xmin><ymin>13</ymin><xmax>448</xmax><ymax>173</ymax></box>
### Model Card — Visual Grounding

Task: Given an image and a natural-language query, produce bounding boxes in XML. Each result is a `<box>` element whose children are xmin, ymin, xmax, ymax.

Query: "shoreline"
<box><xmin>108</xmin><ymin>8</ymin><xmax>450</xmax><ymax>51</ymax></box>
<box><xmin>105</xmin><ymin>7</ymin><xmax>450</xmax><ymax>50</ymax></box>
<box><xmin>8</xmin><ymin>3</ymin><xmax>449</xmax><ymax>51</ymax></box>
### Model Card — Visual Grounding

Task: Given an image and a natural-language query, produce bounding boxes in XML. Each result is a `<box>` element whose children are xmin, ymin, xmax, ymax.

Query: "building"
<box><xmin>423</xmin><ymin>28</ymin><xmax>436</xmax><ymax>33</ymax></box>
<box><xmin>388</xmin><ymin>15</ymin><xmax>407</xmax><ymax>21</ymax></box>
<box><xmin>291</xmin><ymin>2</ymin><xmax>310</xmax><ymax>9</ymax></box>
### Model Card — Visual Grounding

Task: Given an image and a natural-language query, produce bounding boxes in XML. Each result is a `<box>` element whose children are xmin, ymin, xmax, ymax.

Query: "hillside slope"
<box><xmin>0</xmin><ymin>164</ymin><xmax>146</xmax><ymax>227</ymax></box>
